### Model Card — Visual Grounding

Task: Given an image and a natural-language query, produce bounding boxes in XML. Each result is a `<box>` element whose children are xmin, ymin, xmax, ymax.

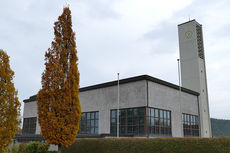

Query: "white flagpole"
<box><xmin>117</xmin><ymin>73</ymin><xmax>120</xmax><ymax>138</ymax></box>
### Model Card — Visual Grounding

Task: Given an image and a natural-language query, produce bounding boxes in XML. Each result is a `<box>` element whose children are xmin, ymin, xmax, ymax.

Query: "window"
<box><xmin>110</xmin><ymin>107</ymin><xmax>146</xmax><ymax>136</ymax></box>
<box><xmin>78</xmin><ymin>111</ymin><xmax>99</xmax><ymax>134</ymax></box>
<box><xmin>182</xmin><ymin>113</ymin><xmax>199</xmax><ymax>137</ymax></box>
<box><xmin>22</xmin><ymin>117</ymin><xmax>37</xmax><ymax>134</ymax></box>
<box><xmin>147</xmin><ymin>108</ymin><xmax>171</xmax><ymax>136</ymax></box>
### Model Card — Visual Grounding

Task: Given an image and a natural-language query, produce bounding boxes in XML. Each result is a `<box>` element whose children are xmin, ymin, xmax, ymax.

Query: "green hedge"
<box><xmin>11</xmin><ymin>142</ymin><xmax>49</xmax><ymax>153</ymax></box>
<box><xmin>61</xmin><ymin>138</ymin><xmax>230</xmax><ymax>153</ymax></box>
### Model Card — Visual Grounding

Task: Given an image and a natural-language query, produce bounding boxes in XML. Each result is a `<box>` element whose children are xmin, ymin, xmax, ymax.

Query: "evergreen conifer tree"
<box><xmin>0</xmin><ymin>49</ymin><xmax>21</xmax><ymax>151</ymax></box>
<box><xmin>37</xmin><ymin>7</ymin><xmax>81</xmax><ymax>152</ymax></box>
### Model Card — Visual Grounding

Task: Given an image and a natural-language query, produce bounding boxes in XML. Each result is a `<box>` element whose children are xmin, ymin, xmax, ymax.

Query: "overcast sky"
<box><xmin>0</xmin><ymin>0</ymin><xmax>230</xmax><ymax>119</ymax></box>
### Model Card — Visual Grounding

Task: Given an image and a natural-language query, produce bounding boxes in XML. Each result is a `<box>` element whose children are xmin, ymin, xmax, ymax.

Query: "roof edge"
<box><xmin>178</xmin><ymin>19</ymin><xmax>201</xmax><ymax>27</ymax></box>
<box><xmin>23</xmin><ymin>75</ymin><xmax>199</xmax><ymax>103</ymax></box>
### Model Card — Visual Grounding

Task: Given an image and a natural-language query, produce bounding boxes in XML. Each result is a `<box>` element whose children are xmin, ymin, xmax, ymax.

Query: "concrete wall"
<box><xmin>147</xmin><ymin>81</ymin><xmax>199</xmax><ymax>137</ymax></box>
<box><xmin>22</xmin><ymin>79</ymin><xmax>199</xmax><ymax>137</ymax></box>
<box><xmin>178</xmin><ymin>20</ymin><xmax>212</xmax><ymax>137</ymax></box>
<box><xmin>23</xmin><ymin>80</ymin><xmax>147</xmax><ymax>135</ymax></box>
<box><xmin>79</xmin><ymin>80</ymin><xmax>147</xmax><ymax>134</ymax></box>
<box><xmin>23</xmin><ymin>101</ymin><xmax>40</xmax><ymax>134</ymax></box>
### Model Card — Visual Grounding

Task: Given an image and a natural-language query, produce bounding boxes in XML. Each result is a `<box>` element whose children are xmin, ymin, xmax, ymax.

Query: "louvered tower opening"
<box><xmin>196</xmin><ymin>25</ymin><xmax>204</xmax><ymax>59</ymax></box>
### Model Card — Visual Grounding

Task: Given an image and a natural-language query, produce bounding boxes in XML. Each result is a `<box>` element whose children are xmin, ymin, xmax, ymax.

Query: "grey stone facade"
<box><xmin>22</xmin><ymin>75</ymin><xmax>200</xmax><ymax>138</ymax></box>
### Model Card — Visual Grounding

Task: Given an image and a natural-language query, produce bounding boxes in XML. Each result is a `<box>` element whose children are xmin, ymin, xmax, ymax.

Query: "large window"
<box><xmin>22</xmin><ymin>117</ymin><xmax>37</xmax><ymax>134</ymax></box>
<box><xmin>110</xmin><ymin>107</ymin><xmax>172</xmax><ymax>136</ymax></box>
<box><xmin>78</xmin><ymin>111</ymin><xmax>99</xmax><ymax>134</ymax></box>
<box><xmin>111</xmin><ymin>107</ymin><xmax>145</xmax><ymax>135</ymax></box>
<box><xmin>182</xmin><ymin>113</ymin><xmax>199</xmax><ymax>137</ymax></box>
<box><xmin>147</xmin><ymin>108</ymin><xmax>171</xmax><ymax>136</ymax></box>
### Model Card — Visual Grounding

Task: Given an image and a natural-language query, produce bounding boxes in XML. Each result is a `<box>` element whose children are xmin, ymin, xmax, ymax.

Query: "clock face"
<box><xmin>185</xmin><ymin>31</ymin><xmax>192</xmax><ymax>39</ymax></box>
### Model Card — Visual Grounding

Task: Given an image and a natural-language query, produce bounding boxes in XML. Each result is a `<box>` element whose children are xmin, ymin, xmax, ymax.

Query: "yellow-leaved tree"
<box><xmin>0</xmin><ymin>50</ymin><xmax>21</xmax><ymax>151</ymax></box>
<box><xmin>37</xmin><ymin>7</ymin><xmax>81</xmax><ymax>153</ymax></box>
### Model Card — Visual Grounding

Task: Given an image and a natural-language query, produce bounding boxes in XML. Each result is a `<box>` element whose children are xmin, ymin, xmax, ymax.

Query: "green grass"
<box><xmin>61</xmin><ymin>137</ymin><xmax>230</xmax><ymax>153</ymax></box>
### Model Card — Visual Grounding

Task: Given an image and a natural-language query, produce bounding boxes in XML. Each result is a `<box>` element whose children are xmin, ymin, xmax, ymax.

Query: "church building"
<box><xmin>16</xmin><ymin>20</ymin><xmax>212</xmax><ymax>142</ymax></box>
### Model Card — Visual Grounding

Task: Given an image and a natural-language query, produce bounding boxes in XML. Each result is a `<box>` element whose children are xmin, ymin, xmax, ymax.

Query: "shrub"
<box><xmin>18</xmin><ymin>144</ymin><xmax>27</xmax><ymax>153</ymax></box>
<box><xmin>14</xmin><ymin>142</ymin><xmax>49</xmax><ymax>153</ymax></box>
<box><xmin>61</xmin><ymin>138</ymin><xmax>230</xmax><ymax>153</ymax></box>
<box><xmin>11</xmin><ymin>145</ymin><xmax>19</xmax><ymax>153</ymax></box>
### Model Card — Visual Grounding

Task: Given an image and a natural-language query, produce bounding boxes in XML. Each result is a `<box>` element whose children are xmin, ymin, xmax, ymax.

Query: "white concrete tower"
<box><xmin>178</xmin><ymin>20</ymin><xmax>212</xmax><ymax>137</ymax></box>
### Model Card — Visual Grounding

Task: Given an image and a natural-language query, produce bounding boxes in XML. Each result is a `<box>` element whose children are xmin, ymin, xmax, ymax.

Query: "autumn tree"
<box><xmin>37</xmin><ymin>7</ymin><xmax>81</xmax><ymax>152</ymax></box>
<box><xmin>0</xmin><ymin>49</ymin><xmax>21</xmax><ymax>151</ymax></box>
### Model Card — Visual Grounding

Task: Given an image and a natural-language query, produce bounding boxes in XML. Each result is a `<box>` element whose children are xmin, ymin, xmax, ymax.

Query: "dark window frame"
<box><xmin>182</xmin><ymin>113</ymin><xmax>199</xmax><ymax>137</ymax></box>
<box><xmin>78</xmin><ymin>111</ymin><xmax>99</xmax><ymax>134</ymax></box>
<box><xmin>110</xmin><ymin>107</ymin><xmax>146</xmax><ymax>136</ymax></box>
<box><xmin>22</xmin><ymin>117</ymin><xmax>37</xmax><ymax>134</ymax></box>
<box><xmin>110</xmin><ymin>107</ymin><xmax>172</xmax><ymax>136</ymax></box>
<box><xmin>147</xmin><ymin>107</ymin><xmax>172</xmax><ymax>136</ymax></box>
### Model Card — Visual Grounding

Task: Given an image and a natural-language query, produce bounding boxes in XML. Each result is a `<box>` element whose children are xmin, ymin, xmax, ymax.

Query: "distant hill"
<box><xmin>211</xmin><ymin>118</ymin><xmax>230</xmax><ymax>137</ymax></box>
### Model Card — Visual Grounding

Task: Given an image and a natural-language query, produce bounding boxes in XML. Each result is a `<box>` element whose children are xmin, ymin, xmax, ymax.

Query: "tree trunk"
<box><xmin>58</xmin><ymin>144</ymin><xmax>61</xmax><ymax>153</ymax></box>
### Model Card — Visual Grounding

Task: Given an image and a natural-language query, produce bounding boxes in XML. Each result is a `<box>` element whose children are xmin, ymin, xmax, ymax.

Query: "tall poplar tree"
<box><xmin>0</xmin><ymin>49</ymin><xmax>21</xmax><ymax>151</ymax></box>
<box><xmin>37</xmin><ymin>7</ymin><xmax>81</xmax><ymax>152</ymax></box>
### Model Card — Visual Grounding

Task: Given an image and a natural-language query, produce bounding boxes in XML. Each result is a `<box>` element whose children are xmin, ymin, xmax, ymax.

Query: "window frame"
<box><xmin>182</xmin><ymin>113</ymin><xmax>199</xmax><ymax>137</ymax></box>
<box><xmin>22</xmin><ymin>117</ymin><xmax>37</xmax><ymax>134</ymax></box>
<box><xmin>78</xmin><ymin>111</ymin><xmax>99</xmax><ymax>134</ymax></box>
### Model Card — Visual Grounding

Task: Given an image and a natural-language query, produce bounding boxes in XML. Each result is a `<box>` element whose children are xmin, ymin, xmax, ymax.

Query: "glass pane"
<box><xmin>160</xmin><ymin>110</ymin><xmax>163</xmax><ymax>118</ymax></box>
<box><xmin>121</xmin><ymin>126</ymin><xmax>125</xmax><ymax>134</ymax></box>
<box><xmin>95</xmin><ymin>120</ymin><xmax>98</xmax><ymax>127</ymax></box>
<box><xmin>87</xmin><ymin>127</ymin><xmax>90</xmax><ymax>133</ymax></box>
<box><xmin>151</xmin><ymin>118</ymin><xmax>154</xmax><ymax>126</ymax></box>
<box><xmin>95</xmin><ymin>112</ymin><xmax>99</xmax><ymax>119</ymax></box>
<box><xmin>91</xmin><ymin>112</ymin><xmax>95</xmax><ymax>119</ymax></box>
<box><xmin>91</xmin><ymin>120</ymin><xmax>95</xmax><ymax>126</ymax></box>
<box><xmin>155</xmin><ymin>109</ymin><xmax>158</xmax><ymax>117</ymax></box>
<box><xmin>87</xmin><ymin>120</ymin><xmax>90</xmax><ymax>127</ymax></box>
<box><xmin>112</xmin><ymin>110</ymin><xmax>117</xmax><ymax>118</ymax></box>
<box><xmin>164</xmin><ymin>111</ymin><xmax>167</xmax><ymax>119</ymax></box>
<box><xmin>133</xmin><ymin>109</ymin><xmax>138</xmax><ymax>117</ymax></box>
<box><xmin>146</xmin><ymin>108</ymin><xmax>150</xmax><ymax>116</ymax></box>
<box><xmin>81</xmin><ymin>120</ymin><xmax>85</xmax><ymax>127</ymax></box>
<box><xmin>121</xmin><ymin>109</ymin><xmax>126</xmax><ymax>118</ymax></box>
<box><xmin>133</xmin><ymin>117</ymin><xmax>138</xmax><ymax>125</ymax></box>
<box><xmin>146</xmin><ymin>116</ymin><xmax>150</xmax><ymax>127</ymax></box>
<box><xmin>95</xmin><ymin>127</ymin><xmax>98</xmax><ymax>134</ymax></box>
<box><xmin>128</xmin><ymin>109</ymin><xmax>133</xmax><ymax>117</ymax></box>
<box><xmin>139</xmin><ymin>108</ymin><xmax>145</xmax><ymax>116</ymax></box>
<box><xmin>154</xmin><ymin>118</ymin><xmax>159</xmax><ymax>125</ymax></box>
<box><xmin>111</xmin><ymin>126</ymin><xmax>116</xmax><ymax>134</ymax></box>
<box><xmin>187</xmin><ymin>114</ymin><xmax>190</xmax><ymax>122</ymax></box>
<box><xmin>164</xmin><ymin>120</ymin><xmax>167</xmax><ymax>126</ymax></box>
<box><xmin>168</xmin><ymin>120</ymin><xmax>170</xmax><ymax>126</ymax></box>
<box><xmin>139</xmin><ymin>125</ymin><xmax>144</xmax><ymax>134</ymax></box>
<box><xmin>139</xmin><ymin>117</ymin><xmax>144</xmax><ymax>124</ymax></box>
<box><xmin>91</xmin><ymin>127</ymin><xmax>95</xmax><ymax>134</ymax></box>
<box><xmin>167</xmin><ymin>111</ymin><xmax>170</xmax><ymax>119</ymax></box>
<box><xmin>81</xmin><ymin>113</ymin><xmax>86</xmax><ymax>120</ymax></box>
<box><xmin>160</xmin><ymin>119</ymin><xmax>164</xmax><ymax>126</ymax></box>
<box><xmin>133</xmin><ymin>126</ymin><xmax>138</xmax><ymax>134</ymax></box>
<box><xmin>121</xmin><ymin>118</ymin><xmax>126</xmax><ymax>125</ymax></box>
<box><xmin>87</xmin><ymin>113</ymin><xmax>91</xmax><ymax>119</ymax></box>
<box><xmin>151</xmin><ymin>108</ymin><xmax>154</xmax><ymax>117</ymax></box>
<box><xmin>128</xmin><ymin>118</ymin><xmax>133</xmax><ymax>125</ymax></box>
<box><xmin>111</xmin><ymin>118</ymin><xmax>116</xmax><ymax>125</ymax></box>
<box><xmin>128</xmin><ymin>126</ymin><xmax>133</xmax><ymax>133</ymax></box>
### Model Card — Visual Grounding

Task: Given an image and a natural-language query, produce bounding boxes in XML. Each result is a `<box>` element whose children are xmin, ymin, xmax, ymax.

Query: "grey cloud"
<box><xmin>74</xmin><ymin>0</ymin><xmax>121</xmax><ymax>20</ymax></box>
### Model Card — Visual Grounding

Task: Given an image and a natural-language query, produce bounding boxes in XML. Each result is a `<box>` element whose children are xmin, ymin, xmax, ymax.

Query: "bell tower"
<box><xmin>178</xmin><ymin>20</ymin><xmax>212</xmax><ymax>137</ymax></box>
